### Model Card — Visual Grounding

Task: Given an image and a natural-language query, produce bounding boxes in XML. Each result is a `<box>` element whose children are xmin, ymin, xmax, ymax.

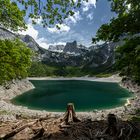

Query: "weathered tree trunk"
<box><xmin>62</xmin><ymin>103</ymin><xmax>80</xmax><ymax>124</ymax></box>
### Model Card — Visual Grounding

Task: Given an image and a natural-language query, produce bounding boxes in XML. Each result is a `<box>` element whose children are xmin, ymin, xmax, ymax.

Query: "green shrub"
<box><xmin>0</xmin><ymin>39</ymin><xmax>32</xmax><ymax>84</ymax></box>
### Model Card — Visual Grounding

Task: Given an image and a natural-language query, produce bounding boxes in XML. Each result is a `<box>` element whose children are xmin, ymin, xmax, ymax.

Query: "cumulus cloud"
<box><xmin>18</xmin><ymin>0</ymin><xmax>97</xmax><ymax>48</ymax></box>
<box><xmin>49</xmin><ymin>42</ymin><xmax>66</xmax><ymax>46</ymax></box>
<box><xmin>82</xmin><ymin>0</ymin><xmax>96</xmax><ymax>12</ymax></box>
<box><xmin>34</xmin><ymin>18</ymin><xmax>42</xmax><ymax>25</ymax></box>
<box><xmin>18</xmin><ymin>24</ymin><xmax>39</xmax><ymax>40</ymax></box>
<box><xmin>48</xmin><ymin>30</ymin><xmax>88</xmax><ymax>46</ymax></box>
<box><xmin>18</xmin><ymin>20</ymin><xmax>49</xmax><ymax>49</ymax></box>
<box><xmin>47</xmin><ymin>24</ymin><xmax>70</xmax><ymax>33</ymax></box>
<box><xmin>28</xmin><ymin>17</ymin><xmax>42</xmax><ymax>25</ymax></box>
<box><xmin>70</xmin><ymin>0</ymin><xmax>96</xmax><ymax>13</ymax></box>
<box><xmin>36</xmin><ymin>37</ymin><xmax>49</xmax><ymax>49</ymax></box>
<box><xmin>87</xmin><ymin>13</ymin><xmax>93</xmax><ymax>20</ymax></box>
<box><xmin>66</xmin><ymin>11</ymin><xmax>82</xmax><ymax>24</ymax></box>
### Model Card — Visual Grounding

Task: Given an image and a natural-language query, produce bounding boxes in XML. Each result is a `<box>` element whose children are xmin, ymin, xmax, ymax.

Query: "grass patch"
<box><xmin>95</xmin><ymin>73</ymin><xmax>113</xmax><ymax>78</ymax></box>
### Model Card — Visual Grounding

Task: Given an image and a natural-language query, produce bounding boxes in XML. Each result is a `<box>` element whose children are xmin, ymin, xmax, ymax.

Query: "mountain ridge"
<box><xmin>0</xmin><ymin>27</ymin><xmax>116</xmax><ymax>72</ymax></box>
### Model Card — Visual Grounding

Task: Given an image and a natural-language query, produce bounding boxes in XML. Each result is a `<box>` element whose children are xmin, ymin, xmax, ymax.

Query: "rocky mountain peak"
<box><xmin>66</xmin><ymin>40</ymin><xmax>77</xmax><ymax>47</ymax></box>
<box><xmin>63</xmin><ymin>41</ymin><xmax>87</xmax><ymax>55</ymax></box>
<box><xmin>48</xmin><ymin>44</ymin><xmax>65</xmax><ymax>52</ymax></box>
<box><xmin>48</xmin><ymin>41</ymin><xmax>87</xmax><ymax>55</ymax></box>
<box><xmin>18</xmin><ymin>35</ymin><xmax>41</xmax><ymax>52</ymax></box>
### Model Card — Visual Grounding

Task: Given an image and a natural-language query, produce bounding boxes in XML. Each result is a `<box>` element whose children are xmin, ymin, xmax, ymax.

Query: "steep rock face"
<box><xmin>18</xmin><ymin>34</ymin><xmax>45</xmax><ymax>54</ymax></box>
<box><xmin>83</xmin><ymin>42</ymin><xmax>116</xmax><ymax>71</ymax></box>
<box><xmin>48</xmin><ymin>41</ymin><xmax>88</xmax><ymax>56</ymax></box>
<box><xmin>64</xmin><ymin>41</ymin><xmax>79</xmax><ymax>54</ymax></box>
<box><xmin>64</xmin><ymin>41</ymin><xmax>88</xmax><ymax>55</ymax></box>
<box><xmin>42</xmin><ymin>41</ymin><xmax>117</xmax><ymax>71</ymax></box>
<box><xmin>42</xmin><ymin>41</ymin><xmax>90</xmax><ymax>66</ymax></box>
<box><xmin>19</xmin><ymin>35</ymin><xmax>40</xmax><ymax>52</ymax></box>
<box><xmin>48</xmin><ymin>45</ymin><xmax>65</xmax><ymax>52</ymax></box>
<box><xmin>42</xmin><ymin>51</ymin><xmax>86</xmax><ymax>66</ymax></box>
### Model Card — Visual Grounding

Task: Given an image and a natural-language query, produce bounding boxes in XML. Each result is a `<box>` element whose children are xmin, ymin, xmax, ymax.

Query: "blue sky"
<box><xmin>19</xmin><ymin>0</ymin><xmax>116</xmax><ymax>49</ymax></box>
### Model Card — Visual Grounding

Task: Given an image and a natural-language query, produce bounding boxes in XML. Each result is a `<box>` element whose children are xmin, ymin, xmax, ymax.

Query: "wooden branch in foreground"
<box><xmin>0</xmin><ymin>121</ymin><xmax>37</xmax><ymax>140</ymax></box>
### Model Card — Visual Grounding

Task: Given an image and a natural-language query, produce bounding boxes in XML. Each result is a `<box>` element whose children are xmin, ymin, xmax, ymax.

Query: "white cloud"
<box><xmin>18</xmin><ymin>21</ymin><xmax>49</xmax><ymax>49</ymax></box>
<box><xmin>18</xmin><ymin>24</ymin><xmax>39</xmax><ymax>40</ymax></box>
<box><xmin>34</xmin><ymin>18</ymin><xmax>42</xmax><ymax>25</ymax></box>
<box><xmin>36</xmin><ymin>38</ymin><xmax>49</xmax><ymax>49</ymax></box>
<box><xmin>73</xmin><ymin>0</ymin><xmax>96</xmax><ymax>10</ymax></box>
<box><xmin>28</xmin><ymin>17</ymin><xmax>42</xmax><ymax>25</ymax></box>
<box><xmin>83</xmin><ymin>6</ymin><xmax>89</xmax><ymax>12</ymax></box>
<box><xmin>66</xmin><ymin>11</ymin><xmax>82</xmax><ymax>24</ymax></box>
<box><xmin>49</xmin><ymin>42</ymin><xmax>66</xmax><ymax>46</ymax></box>
<box><xmin>49</xmin><ymin>30</ymin><xmax>88</xmax><ymax>46</ymax></box>
<box><xmin>82</xmin><ymin>0</ymin><xmax>96</xmax><ymax>12</ymax></box>
<box><xmin>47</xmin><ymin>24</ymin><xmax>70</xmax><ymax>33</ymax></box>
<box><xmin>87</xmin><ymin>13</ymin><xmax>93</xmax><ymax>20</ymax></box>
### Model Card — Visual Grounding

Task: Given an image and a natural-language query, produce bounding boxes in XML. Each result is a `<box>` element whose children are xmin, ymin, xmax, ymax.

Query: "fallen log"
<box><xmin>30</xmin><ymin>128</ymin><xmax>45</xmax><ymax>140</ymax></box>
<box><xmin>0</xmin><ymin>121</ymin><xmax>37</xmax><ymax>140</ymax></box>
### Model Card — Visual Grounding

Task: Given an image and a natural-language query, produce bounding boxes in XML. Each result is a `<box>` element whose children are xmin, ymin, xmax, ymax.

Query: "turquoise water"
<box><xmin>12</xmin><ymin>80</ymin><xmax>133</xmax><ymax>112</ymax></box>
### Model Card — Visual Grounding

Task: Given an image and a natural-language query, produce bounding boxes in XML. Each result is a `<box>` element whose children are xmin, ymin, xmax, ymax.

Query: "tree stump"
<box><xmin>62</xmin><ymin>103</ymin><xmax>80</xmax><ymax>124</ymax></box>
<box><xmin>105</xmin><ymin>114</ymin><xmax>118</xmax><ymax>136</ymax></box>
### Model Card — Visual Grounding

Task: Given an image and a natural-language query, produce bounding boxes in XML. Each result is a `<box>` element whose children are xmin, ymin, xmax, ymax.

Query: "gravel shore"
<box><xmin>0</xmin><ymin>76</ymin><xmax>140</xmax><ymax>122</ymax></box>
<box><xmin>27</xmin><ymin>75</ymin><xmax>122</xmax><ymax>83</ymax></box>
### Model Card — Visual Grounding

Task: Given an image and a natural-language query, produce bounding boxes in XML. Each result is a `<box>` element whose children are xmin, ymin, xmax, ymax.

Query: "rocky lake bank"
<box><xmin>0</xmin><ymin>76</ymin><xmax>140</xmax><ymax>123</ymax></box>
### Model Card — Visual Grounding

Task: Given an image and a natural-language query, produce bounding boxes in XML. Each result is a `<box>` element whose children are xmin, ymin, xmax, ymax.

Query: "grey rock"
<box><xmin>48</xmin><ymin>45</ymin><xmax>65</xmax><ymax>52</ymax></box>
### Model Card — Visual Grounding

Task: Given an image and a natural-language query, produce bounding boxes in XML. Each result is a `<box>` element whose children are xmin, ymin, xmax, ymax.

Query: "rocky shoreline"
<box><xmin>28</xmin><ymin>75</ymin><xmax>122</xmax><ymax>83</ymax></box>
<box><xmin>0</xmin><ymin>77</ymin><xmax>140</xmax><ymax>122</ymax></box>
<box><xmin>120</xmin><ymin>78</ymin><xmax>140</xmax><ymax>113</ymax></box>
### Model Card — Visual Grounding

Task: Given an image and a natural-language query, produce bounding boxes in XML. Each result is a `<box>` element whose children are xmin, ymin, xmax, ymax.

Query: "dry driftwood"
<box><xmin>62</xmin><ymin>103</ymin><xmax>80</xmax><ymax>124</ymax></box>
<box><xmin>117</xmin><ymin>121</ymin><xmax>140</xmax><ymax>140</ymax></box>
<box><xmin>0</xmin><ymin>121</ymin><xmax>37</xmax><ymax>140</ymax></box>
<box><xmin>30</xmin><ymin>128</ymin><xmax>45</xmax><ymax>140</ymax></box>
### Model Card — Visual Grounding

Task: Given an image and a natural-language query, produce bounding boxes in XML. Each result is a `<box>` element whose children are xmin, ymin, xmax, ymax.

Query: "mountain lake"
<box><xmin>11</xmin><ymin>80</ymin><xmax>133</xmax><ymax>112</ymax></box>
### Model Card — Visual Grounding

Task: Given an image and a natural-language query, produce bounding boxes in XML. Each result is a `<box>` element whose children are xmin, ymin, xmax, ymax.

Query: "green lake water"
<box><xmin>12</xmin><ymin>80</ymin><xmax>133</xmax><ymax>112</ymax></box>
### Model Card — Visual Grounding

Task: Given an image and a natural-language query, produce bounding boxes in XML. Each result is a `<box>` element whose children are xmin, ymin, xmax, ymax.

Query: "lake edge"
<box><xmin>0</xmin><ymin>76</ymin><xmax>139</xmax><ymax>122</ymax></box>
<box><xmin>11</xmin><ymin>80</ymin><xmax>133</xmax><ymax>112</ymax></box>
